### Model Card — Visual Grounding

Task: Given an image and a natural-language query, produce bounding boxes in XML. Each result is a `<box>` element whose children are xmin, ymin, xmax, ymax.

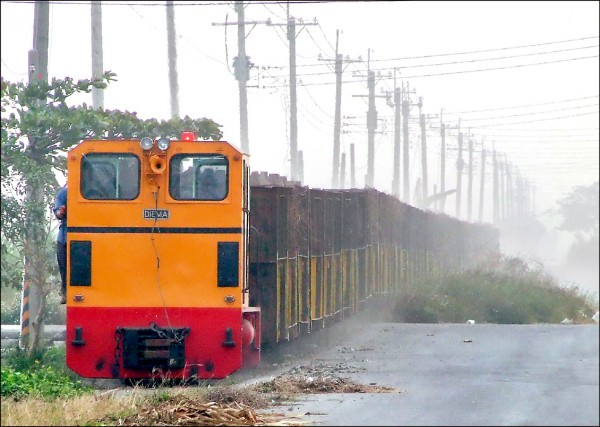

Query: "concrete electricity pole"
<box><xmin>505</xmin><ymin>156</ymin><xmax>512</xmax><ymax>220</ymax></box>
<box><xmin>499</xmin><ymin>157</ymin><xmax>505</xmax><ymax>222</ymax></box>
<box><xmin>332</xmin><ymin>31</ymin><xmax>342</xmax><ymax>189</ymax></box>
<box><xmin>319</xmin><ymin>30</ymin><xmax>360</xmax><ymax>188</ymax></box>
<box><xmin>402</xmin><ymin>85</ymin><xmax>410</xmax><ymax>202</ymax></box>
<box><xmin>266</xmin><ymin>8</ymin><xmax>317</xmax><ymax>181</ymax></box>
<box><xmin>478</xmin><ymin>141</ymin><xmax>486</xmax><ymax>223</ymax></box>
<box><xmin>467</xmin><ymin>136</ymin><xmax>473</xmax><ymax>222</ymax></box>
<box><xmin>235</xmin><ymin>0</ymin><xmax>249</xmax><ymax>152</ymax></box>
<box><xmin>455</xmin><ymin>126</ymin><xmax>464</xmax><ymax>219</ymax></box>
<box><xmin>382</xmin><ymin>68</ymin><xmax>402</xmax><ymax>198</ymax></box>
<box><xmin>288</xmin><ymin>13</ymin><xmax>299</xmax><ymax>181</ymax></box>
<box><xmin>166</xmin><ymin>0</ymin><xmax>179</xmax><ymax>119</ymax></box>
<box><xmin>401</xmin><ymin>82</ymin><xmax>417</xmax><ymax>203</ymax></box>
<box><xmin>440</xmin><ymin>118</ymin><xmax>446</xmax><ymax>213</ymax></box>
<box><xmin>350</xmin><ymin>143</ymin><xmax>356</xmax><ymax>188</ymax></box>
<box><xmin>493</xmin><ymin>148</ymin><xmax>499</xmax><ymax>225</ymax></box>
<box><xmin>418</xmin><ymin>97</ymin><xmax>428</xmax><ymax>206</ymax></box>
<box><xmin>91</xmin><ymin>1</ymin><xmax>104</xmax><ymax>109</ymax></box>
<box><xmin>352</xmin><ymin>50</ymin><xmax>386</xmax><ymax>188</ymax></box>
<box><xmin>340</xmin><ymin>152</ymin><xmax>346</xmax><ymax>189</ymax></box>
<box><xmin>21</xmin><ymin>0</ymin><xmax>49</xmax><ymax>350</ymax></box>
<box><xmin>298</xmin><ymin>150</ymin><xmax>304</xmax><ymax>183</ymax></box>
<box><xmin>366</xmin><ymin>70</ymin><xmax>376</xmax><ymax>187</ymax></box>
<box><xmin>32</xmin><ymin>1</ymin><xmax>49</xmax><ymax>82</ymax></box>
<box><xmin>392</xmin><ymin>84</ymin><xmax>401</xmax><ymax>198</ymax></box>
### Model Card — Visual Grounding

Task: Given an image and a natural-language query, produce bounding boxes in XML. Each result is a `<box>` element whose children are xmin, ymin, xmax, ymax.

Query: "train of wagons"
<box><xmin>64</xmin><ymin>134</ymin><xmax>498</xmax><ymax>381</ymax></box>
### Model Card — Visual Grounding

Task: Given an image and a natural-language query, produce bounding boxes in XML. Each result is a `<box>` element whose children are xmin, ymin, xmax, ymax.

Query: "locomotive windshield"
<box><xmin>80</xmin><ymin>153</ymin><xmax>140</xmax><ymax>200</ymax></box>
<box><xmin>169</xmin><ymin>154</ymin><xmax>228</xmax><ymax>201</ymax></box>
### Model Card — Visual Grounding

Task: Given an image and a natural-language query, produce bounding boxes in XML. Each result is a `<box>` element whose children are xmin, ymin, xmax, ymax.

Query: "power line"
<box><xmin>381</xmin><ymin>55</ymin><xmax>600</xmax><ymax>81</ymax></box>
<box><xmin>365</xmin><ymin>44</ymin><xmax>600</xmax><ymax>74</ymax></box>
<box><xmin>261</xmin><ymin>35</ymin><xmax>600</xmax><ymax>69</ymax></box>
<box><xmin>470</xmin><ymin>111</ymin><xmax>599</xmax><ymax>128</ymax></box>
<box><xmin>263</xmin><ymin>54</ymin><xmax>599</xmax><ymax>86</ymax></box>
<box><xmin>459</xmin><ymin>103</ymin><xmax>599</xmax><ymax>122</ymax></box>
<box><xmin>369</xmin><ymin>35</ymin><xmax>600</xmax><ymax>62</ymax></box>
<box><xmin>443</xmin><ymin>95</ymin><xmax>600</xmax><ymax>115</ymax></box>
<box><xmin>0</xmin><ymin>58</ymin><xmax>27</xmax><ymax>75</ymax></box>
<box><xmin>380</xmin><ymin>103</ymin><xmax>600</xmax><ymax>122</ymax></box>
<box><xmin>262</xmin><ymin>44</ymin><xmax>599</xmax><ymax>79</ymax></box>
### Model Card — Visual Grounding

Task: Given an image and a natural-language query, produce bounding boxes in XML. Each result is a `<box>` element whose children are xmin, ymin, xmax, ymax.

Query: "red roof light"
<box><xmin>181</xmin><ymin>131</ymin><xmax>195</xmax><ymax>141</ymax></box>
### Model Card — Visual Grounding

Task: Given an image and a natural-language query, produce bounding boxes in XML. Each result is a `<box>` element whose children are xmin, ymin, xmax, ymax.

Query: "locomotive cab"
<box><xmin>65</xmin><ymin>135</ymin><xmax>260</xmax><ymax>380</ymax></box>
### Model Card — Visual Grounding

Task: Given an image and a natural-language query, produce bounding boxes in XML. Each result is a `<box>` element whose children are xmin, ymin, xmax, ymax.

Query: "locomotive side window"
<box><xmin>170</xmin><ymin>154</ymin><xmax>228</xmax><ymax>201</ymax></box>
<box><xmin>81</xmin><ymin>153</ymin><xmax>140</xmax><ymax>200</ymax></box>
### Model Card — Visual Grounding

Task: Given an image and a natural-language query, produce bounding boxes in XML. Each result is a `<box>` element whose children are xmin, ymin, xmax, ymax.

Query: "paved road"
<box><xmin>235</xmin><ymin>313</ymin><xmax>600</xmax><ymax>426</ymax></box>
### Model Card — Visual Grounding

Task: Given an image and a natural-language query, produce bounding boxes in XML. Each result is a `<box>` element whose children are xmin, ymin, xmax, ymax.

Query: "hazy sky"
<box><xmin>1</xmin><ymin>1</ymin><xmax>598</xmax><ymax>227</ymax></box>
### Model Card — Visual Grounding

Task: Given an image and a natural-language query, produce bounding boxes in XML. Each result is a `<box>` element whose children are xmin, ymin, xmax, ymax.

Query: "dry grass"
<box><xmin>251</xmin><ymin>368</ymin><xmax>399</xmax><ymax>396</ymax></box>
<box><xmin>0</xmin><ymin>384</ymin><xmax>309</xmax><ymax>426</ymax></box>
<box><xmin>1</xmin><ymin>364</ymin><xmax>399</xmax><ymax>426</ymax></box>
<box><xmin>98</xmin><ymin>394</ymin><xmax>309</xmax><ymax>426</ymax></box>
<box><xmin>0</xmin><ymin>391</ymin><xmax>139</xmax><ymax>426</ymax></box>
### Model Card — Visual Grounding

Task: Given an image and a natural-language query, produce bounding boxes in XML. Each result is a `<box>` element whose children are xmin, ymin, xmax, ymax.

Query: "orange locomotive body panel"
<box><xmin>65</xmin><ymin>138</ymin><xmax>260</xmax><ymax>380</ymax></box>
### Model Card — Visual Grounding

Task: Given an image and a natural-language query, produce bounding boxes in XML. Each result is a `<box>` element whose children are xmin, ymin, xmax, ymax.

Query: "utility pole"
<box><xmin>340</xmin><ymin>152</ymin><xmax>346</xmax><ymax>189</ymax></box>
<box><xmin>235</xmin><ymin>0</ymin><xmax>249</xmax><ymax>152</ymax></box>
<box><xmin>21</xmin><ymin>48</ymin><xmax>40</xmax><ymax>350</ymax></box>
<box><xmin>332</xmin><ymin>31</ymin><xmax>342</xmax><ymax>188</ymax></box>
<box><xmin>505</xmin><ymin>157</ymin><xmax>512</xmax><ymax>220</ymax></box>
<box><xmin>467</xmin><ymin>135</ymin><xmax>473</xmax><ymax>222</ymax></box>
<box><xmin>400</xmin><ymin>82</ymin><xmax>417</xmax><ymax>203</ymax></box>
<box><xmin>319</xmin><ymin>30</ymin><xmax>360</xmax><ymax>188</ymax></box>
<box><xmin>166</xmin><ymin>0</ymin><xmax>179</xmax><ymax>118</ymax></box>
<box><xmin>288</xmin><ymin>11</ymin><xmax>299</xmax><ymax>181</ymax></box>
<box><xmin>21</xmin><ymin>0</ymin><xmax>49</xmax><ymax>351</ymax></box>
<box><xmin>91</xmin><ymin>1</ymin><xmax>104</xmax><ymax>109</ymax></box>
<box><xmin>455</xmin><ymin>124</ymin><xmax>464</xmax><ymax>219</ymax></box>
<box><xmin>418</xmin><ymin>97</ymin><xmax>428</xmax><ymax>206</ymax></box>
<box><xmin>478</xmin><ymin>141</ymin><xmax>486</xmax><ymax>223</ymax></box>
<box><xmin>32</xmin><ymin>1</ymin><xmax>49</xmax><ymax>82</ymax></box>
<box><xmin>402</xmin><ymin>83</ymin><xmax>410</xmax><ymax>202</ymax></box>
<box><xmin>493</xmin><ymin>147</ymin><xmax>499</xmax><ymax>225</ymax></box>
<box><xmin>298</xmin><ymin>150</ymin><xmax>304</xmax><ymax>184</ymax></box>
<box><xmin>392</xmin><ymin>79</ymin><xmax>401</xmax><ymax>198</ymax></box>
<box><xmin>265</xmin><ymin>8</ymin><xmax>317</xmax><ymax>181</ymax></box>
<box><xmin>382</xmin><ymin>68</ymin><xmax>402</xmax><ymax>198</ymax></box>
<box><xmin>213</xmin><ymin>3</ymin><xmax>271</xmax><ymax>154</ymax></box>
<box><xmin>499</xmin><ymin>157</ymin><xmax>505</xmax><ymax>222</ymax></box>
<box><xmin>440</xmin><ymin>116</ymin><xmax>446</xmax><ymax>213</ymax></box>
<box><xmin>350</xmin><ymin>143</ymin><xmax>356</xmax><ymax>188</ymax></box>
<box><xmin>352</xmin><ymin>49</ymin><xmax>385</xmax><ymax>188</ymax></box>
<box><xmin>366</xmin><ymin>70</ymin><xmax>376</xmax><ymax>187</ymax></box>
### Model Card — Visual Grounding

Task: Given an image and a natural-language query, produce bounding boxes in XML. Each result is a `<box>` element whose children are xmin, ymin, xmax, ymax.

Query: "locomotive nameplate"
<box><xmin>143</xmin><ymin>209</ymin><xmax>170</xmax><ymax>220</ymax></box>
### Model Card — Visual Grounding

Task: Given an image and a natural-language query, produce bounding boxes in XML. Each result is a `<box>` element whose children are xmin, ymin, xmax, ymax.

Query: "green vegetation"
<box><xmin>1</xmin><ymin>346</ymin><xmax>91</xmax><ymax>400</ymax></box>
<box><xmin>391</xmin><ymin>255</ymin><xmax>599</xmax><ymax>324</ymax></box>
<box><xmin>1</xmin><ymin>284</ymin><xmax>65</xmax><ymax>325</ymax></box>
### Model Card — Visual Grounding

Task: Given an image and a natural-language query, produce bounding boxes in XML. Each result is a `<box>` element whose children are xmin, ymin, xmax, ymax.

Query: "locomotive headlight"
<box><xmin>157</xmin><ymin>137</ymin><xmax>170</xmax><ymax>151</ymax></box>
<box><xmin>140</xmin><ymin>137</ymin><xmax>154</xmax><ymax>151</ymax></box>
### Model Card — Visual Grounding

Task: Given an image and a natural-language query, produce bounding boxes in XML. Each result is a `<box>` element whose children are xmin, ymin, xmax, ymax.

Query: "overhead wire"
<box><xmin>442</xmin><ymin>95</ymin><xmax>600</xmax><ymax>115</ymax></box>
<box><xmin>261</xmin><ymin>54</ymin><xmax>599</xmax><ymax>87</ymax></box>
<box><xmin>261</xmin><ymin>44</ymin><xmax>599</xmax><ymax>78</ymax></box>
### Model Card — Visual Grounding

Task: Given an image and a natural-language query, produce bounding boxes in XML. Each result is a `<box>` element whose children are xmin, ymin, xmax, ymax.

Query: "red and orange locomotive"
<box><xmin>65</xmin><ymin>134</ymin><xmax>260</xmax><ymax>380</ymax></box>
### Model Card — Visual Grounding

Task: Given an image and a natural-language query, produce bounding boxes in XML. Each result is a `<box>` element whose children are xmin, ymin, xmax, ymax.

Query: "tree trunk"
<box><xmin>23</xmin><ymin>181</ymin><xmax>50</xmax><ymax>357</ymax></box>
